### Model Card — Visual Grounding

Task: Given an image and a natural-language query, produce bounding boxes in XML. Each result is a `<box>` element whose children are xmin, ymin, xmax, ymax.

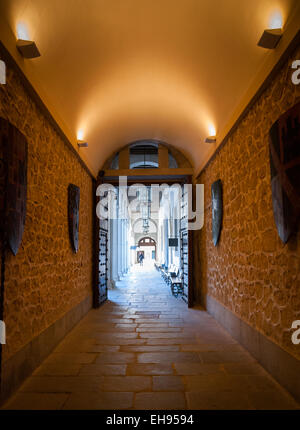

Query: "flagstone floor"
<box><xmin>2</xmin><ymin>264</ymin><xmax>299</xmax><ymax>410</ymax></box>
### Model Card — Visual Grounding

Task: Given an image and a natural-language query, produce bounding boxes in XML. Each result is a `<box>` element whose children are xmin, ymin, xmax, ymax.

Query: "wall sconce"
<box><xmin>77</xmin><ymin>140</ymin><xmax>88</xmax><ymax>148</ymax></box>
<box><xmin>205</xmin><ymin>136</ymin><xmax>216</xmax><ymax>143</ymax></box>
<box><xmin>16</xmin><ymin>39</ymin><xmax>41</xmax><ymax>58</ymax></box>
<box><xmin>257</xmin><ymin>28</ymin><xmax>282</xmax><ymax>49</ymax></box>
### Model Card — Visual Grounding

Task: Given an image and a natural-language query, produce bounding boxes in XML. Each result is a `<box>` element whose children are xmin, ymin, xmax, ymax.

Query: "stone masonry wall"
<box><xmin>0</xmin><ymin>60</ymin><xmax>93</xmax><ymax>361</ymax></box>
<box><xmin>195</xmin><ymin>45</ymin><xmax>300</xmax><ymax>360</ymax></box>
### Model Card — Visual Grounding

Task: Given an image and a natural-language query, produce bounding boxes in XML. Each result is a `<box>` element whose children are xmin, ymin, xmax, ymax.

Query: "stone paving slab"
<box><xmin>63</xmin><ymin>392</ymin><xmax>134</xmax><ymax>410</ymax></box>
<box><xmin>3</xmin><ymin>393</ymin><xmax>70</xmax><ymax>410</ymax></box>
<box><xmin>152</xmin><ymin>376</ymin><xmax>185</xmax><ymax>391</ymax></box>
<box><xmin>79</xmin><ymin>364</ymin><xmax>127</xmax><ymax>376</ymax></box>
<box><xmin>134</xmin><ymin>392</ymin><xmax>186</xmax><ymax>409</ymax></box>
<box><xmin>126</xmin><ymin>363</ymin><xmax>174</xmax><ymax>375</ymax></box>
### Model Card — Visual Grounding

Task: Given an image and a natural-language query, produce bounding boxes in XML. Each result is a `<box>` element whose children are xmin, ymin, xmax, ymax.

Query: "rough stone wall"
<box><xmin>195</xmin><ymin>45</ymin><xmax>300</xmax><ymax>360</ymax></box>
<box><xmin>0</xmin><ymin>61</ymin><xmax>93</xmax><ymax>361</ymax></box>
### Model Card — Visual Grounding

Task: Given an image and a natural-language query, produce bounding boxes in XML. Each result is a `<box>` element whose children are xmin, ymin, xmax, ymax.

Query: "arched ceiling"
<box><xmin>0</xmin><ymin>0</ymin><xmax>299</xmax><ymax>176</ymax></box>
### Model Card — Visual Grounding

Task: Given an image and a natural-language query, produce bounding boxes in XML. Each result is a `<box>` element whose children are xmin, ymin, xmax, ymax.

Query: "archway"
<box><xmin>93</xmin><ymin>140</ymin><xmax>194</xmax><ymax>307</ymax></box>
<box><xmin>137</xmin><ymin>236</ymin><xmax>157</xmax><ymax>262</ymax></box>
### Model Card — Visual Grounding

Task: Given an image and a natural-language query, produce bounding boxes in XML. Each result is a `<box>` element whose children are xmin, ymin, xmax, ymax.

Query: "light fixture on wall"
<box><xmin>205</xmin><ymin>125</ymin><xmax>216</xmax><ymax>143</ymax></box>
<box><xmin>258</xmin><ymin>11</ymin><xmax>283</xmax><ymax>49</ymax></box>
<box><xmin>205</xmin><ymin>136</ymin><xmax>216</xmax><ymax>143</ymax></box>
<box><xmin>77</xmin><ymin>140</ymin><xmax>88</xmax><ymax>148</ymax></box>
<box><xmin>77</xmin><ymin>130</ymin><xmax>88</xmax><ymax>148</ymax></box>
<box><xmin>257</xmin><ymin>28</ymin><xmax>282</xmax><ymax>49</ymax></box>
<box><xmin>16</xmin><ymin>39</ymin><xmax>41</xmax><ymax>58</ymax></box>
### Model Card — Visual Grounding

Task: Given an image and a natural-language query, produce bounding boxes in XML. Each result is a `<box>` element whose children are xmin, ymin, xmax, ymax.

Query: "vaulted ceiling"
<box><xmin>0</xmin><ymin>0</ymin><xmax>299</xmax><ymax>176</ymax></box>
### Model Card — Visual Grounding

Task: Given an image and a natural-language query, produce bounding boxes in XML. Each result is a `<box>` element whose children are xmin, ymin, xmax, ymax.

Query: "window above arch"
<box><xmin>109</xmin><ymin>140</ymin><xmax>182</xmax><ymax>170</ymax></box>
<box><xmin>110</xmin><ymin>152</ymin><xmax>119</xmax><ymax>169</ymax></box>
<box><xmin>168</xmin><ymin>150</ymin><xmax>178</xmax><ymax>168</ymax></box>
<box><xmin>129</xmin><ymin>142</ymin><xmax>158</xmax><ymax>169</ymax></box>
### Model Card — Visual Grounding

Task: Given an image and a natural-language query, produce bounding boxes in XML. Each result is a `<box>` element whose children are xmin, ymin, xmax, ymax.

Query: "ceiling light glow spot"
<box><xmin>208</xmin><ymin>125</ymin><xmax>216</xmax><ymax>136</ymax></box>
<box><xmin>16</xmin><ymin>22</ymin><xmax>30</xmax><ymax>41</ymax></box>
<box><xmin>269</xmin><ymin>11</ymin><xmax>283</xmax><ymax>29</ymax></box>
<box><xmin>77</xmin><ymin>130</ymin><xmax>84</xmax><ymax>140</ymax></box>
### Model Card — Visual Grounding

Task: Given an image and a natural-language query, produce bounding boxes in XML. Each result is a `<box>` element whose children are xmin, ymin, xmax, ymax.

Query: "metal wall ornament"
<box><xmin>269</xmin><ymin>101</ymin><xmax>300</xmax><ymax>243</ymax></box>
<box><xmin>0</xmin><ymin>118</ymin><xmax>28</xmax><ymax>256</ymax></box>
<box><xmin>211</xmin><ymin>179</ymin><xmax>223</xmax><ymax>246</ymax></box>
<box><xmin>68</xmin><ymin>184</ymin><xmax>80</xmax><ymax>253</ymax></box>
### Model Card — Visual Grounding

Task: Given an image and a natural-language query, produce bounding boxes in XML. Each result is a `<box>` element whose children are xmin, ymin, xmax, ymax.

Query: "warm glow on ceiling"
<box><xmin>0</xmin><ymin>0</ymin><xmax>298</xmax><ymax>176</ymax></box>
<box><xmin>269</xmin><ymin>10</ymin><xmax>283</xmax><ymax>29</ymax></box>
<box><xmin>16</xmin><ymin>21</ymin><xmax>30</xmax><ymax>40</ymax></box>
<box><xmin>208</xmin><ymin>125</ymin><xmax>216</xmax><ymax>137</ymax></box>
<box><xmin>77</xmin><ymin>129</ymin><xmax>84</xmax><ymax>141</ymax></box>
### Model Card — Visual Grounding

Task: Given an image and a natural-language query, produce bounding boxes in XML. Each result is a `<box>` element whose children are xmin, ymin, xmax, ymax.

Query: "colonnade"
<box><xmin>107</xmin><ymin>216</ymin><xmax>130</xmax><ymax>289</ymax></box>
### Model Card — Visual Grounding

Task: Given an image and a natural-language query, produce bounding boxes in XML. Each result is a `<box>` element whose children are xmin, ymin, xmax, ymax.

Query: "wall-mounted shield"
<box><xmin>0</xmin><ymin>118</ymin><xmax>28</xmax><ymax>256</ymax></box>
<box><xmin>269</xmin><ymin>102</ymin><xmax>300</xmax><ymax>243</ymax></box>
<box><xmin>68</xmin><ymin>184</ymin><xmax>80</xmax><ymax>253</ymax></box>
<box><xmin>211</xmin><ymin>179</ymin><xmax>223</xmax><ymax>246</ymax></box>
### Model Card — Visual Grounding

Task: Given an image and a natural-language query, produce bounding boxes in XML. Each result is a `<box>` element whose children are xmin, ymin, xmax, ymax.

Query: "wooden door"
<box><xmin>93</xmin><ymin>173</ymin><xmax>108</xmax><ymax>307</ymax></box>
<box><xmin>98</xmin><ymin>220</ymin><xmax>108</xmax><ymax>304</ymax></box>
<box><xmin>180</xmin><ymin>184</ymin><xmax>189</xmax><ymax>304</ymax></box>
<box><xmin>180</xmin><ymin>182</ymin><xmax>193</xmax><ymax>307</ymax></box>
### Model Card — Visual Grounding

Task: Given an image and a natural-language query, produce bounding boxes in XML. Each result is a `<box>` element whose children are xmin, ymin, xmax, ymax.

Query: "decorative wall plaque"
<box><xmin>269</xmin><ymin>101</ymin><xmax>300</xmax><ymax>243</ymax></box>
<box><xmin>0</xmin><ymin>118</ymin><xmax>28</xmax><ymax>255</ymax></box>
<box><xmin>211</xmin><ymin>179</ymin><xmax>223</xmax><ymax>246</ymax></box>
<box><xmin>68</xmin><ymin>184</ymin><xmax>80</xmax><ymax>253</ymax></box>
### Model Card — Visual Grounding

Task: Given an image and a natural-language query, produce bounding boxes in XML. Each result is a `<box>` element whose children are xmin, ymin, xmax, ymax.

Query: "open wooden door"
<box><xmin>180</xmin><ymin>180</ymin><xmax>194</xmax><ymax>307</ymax></box>
<box><xmin>93</xmin><ymin>173</ymin><xmax>108</xmax><ymax>307</ymax></box>
<box><xmin>180</xmin><ymin>183</ymin><xmax>189</xmax><ymax>304</ymax></box>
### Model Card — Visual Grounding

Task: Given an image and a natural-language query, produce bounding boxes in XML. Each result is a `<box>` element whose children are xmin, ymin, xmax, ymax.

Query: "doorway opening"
<box><xmin>137</xmin><ymin>237</ymin><xmax>156</xmax><ymax>263</ymax></box>
<box><xmin>93</xmin><ymin>141</ymin><xmax>194</xmax><ymax>308</ymax></box>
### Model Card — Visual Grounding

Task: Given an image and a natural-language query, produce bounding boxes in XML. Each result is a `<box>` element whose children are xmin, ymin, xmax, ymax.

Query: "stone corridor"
<box><xmin>2</xmin><ymin>265</ymin><xmax>299</xmax><ymax>410</ymax></box>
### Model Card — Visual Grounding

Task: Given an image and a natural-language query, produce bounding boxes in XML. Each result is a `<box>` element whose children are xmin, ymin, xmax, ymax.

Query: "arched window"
<box><xmin>138</xmin><ymin>237</ymin><xmax>156</xmax><ymax>247</ymax></box>
<box><xmin>130</xmin><ymin>142</ymin><xmax>158</xmax><ymax>169</ymax></box>
<box><xmin>109</xmin><ymin>141</ymin><xmax>180</xmax><ymax>169</ymax></box>
<box><xmin>168</xmin><ymin>150</ymin><xmax>178</xmax><ymax>168</ymax></box>
<box><xmin>110</xmin><ymin>152</ymin><xmax>119</xmax><ymax>169</ymax></box>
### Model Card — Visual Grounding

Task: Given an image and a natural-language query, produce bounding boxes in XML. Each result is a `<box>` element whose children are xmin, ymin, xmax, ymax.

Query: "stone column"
<box><xmin>164</xmin><ymin>218</ymin><xmax>169</xmax><ymax>267</ymax></box>
<box><xmin>121</xmin><ymin>219</ymin><xmax>125</xmax><ymax>275</ymax></box>
<box><xmin>124</xmin><ymin>219</ymin><xmax>129</xmax><ymax>273</ymax></box>
<box><xmin>109</xmin><ymin>218</ymin><xmax>118</xmax><ymax>288</ymax></box>
<box><xmin>117</xmin><ymin>206</ymin><xmax>123</xmax><ymax>280</ymax></box>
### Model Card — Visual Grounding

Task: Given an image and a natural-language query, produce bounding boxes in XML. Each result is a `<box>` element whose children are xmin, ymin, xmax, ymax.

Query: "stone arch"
<box><xmin>132</xmin><ymin>217</ymin><xmax>157</xmax><ymax>234</ymax></box>
<box><xmin>102</xmin><ymin>139</ymin><xmax>193</xmax><ymax>171</ymax></box>
<box><xmin>138</xmin><ymin>236</ymin><xmax>156</xmax><ymax>247</ymax></box>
